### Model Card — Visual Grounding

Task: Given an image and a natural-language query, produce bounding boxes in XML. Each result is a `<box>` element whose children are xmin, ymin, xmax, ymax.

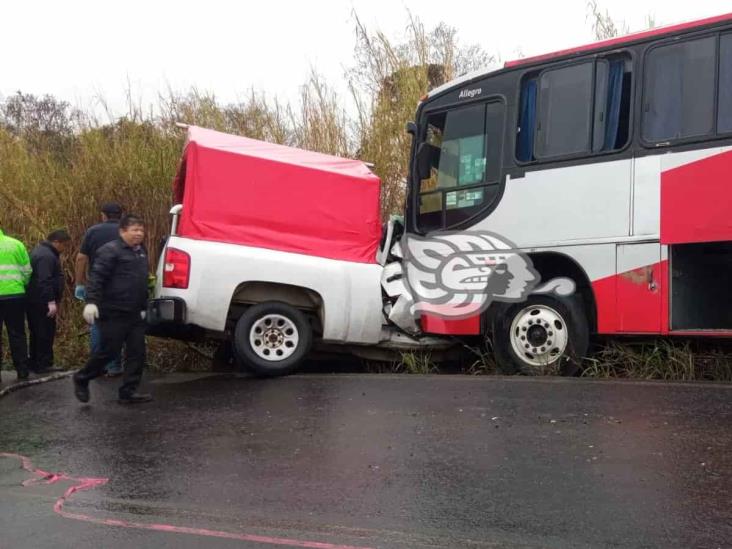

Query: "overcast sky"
<box><xmin>2</xmin><ymin>0</ymin><xmax>731</xmax><ymax>116</ymax></box>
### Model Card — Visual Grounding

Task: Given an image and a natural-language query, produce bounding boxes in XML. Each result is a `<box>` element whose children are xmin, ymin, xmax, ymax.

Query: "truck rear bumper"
<box><xmin>146</xmin><ymin>298</ymin><xmax>202</xmax><ymax>340</ymax></box>
<box><xmin>148</xmin><ymin>297</ymin><xmax>186</xmax><ymax>324</ymax></box>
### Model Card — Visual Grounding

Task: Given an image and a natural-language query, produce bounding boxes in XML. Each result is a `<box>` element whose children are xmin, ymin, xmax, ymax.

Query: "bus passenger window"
<box><xmin>718</xmin><ymin>33</ymin><xmax>732</xmax><ymax>133</ymax></box>
<box><xmin>643</xmin><ymin>36</ymin><xmax>716</xmax><ymax>142</ymax></box>
<box><xmin>535</xmin><ymin>62</ymin><xmax>594</xmax><ymax>158</ymax></box>
<box><xmin>517</xmin><ymin>55</ymin><xmax>631</xmax><ymax>161</ymax></box>
<box><xmin>516</xmin><ymin>77</ymin><xmax>538</xmax><ymax>162</ymax></box>
<box><xmin>594</xmin><ymin>56</ymin><xmax>632</xmax><ymax>151</ymax></box>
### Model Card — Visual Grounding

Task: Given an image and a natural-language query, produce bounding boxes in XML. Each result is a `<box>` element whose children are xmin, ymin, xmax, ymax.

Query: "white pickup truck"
<box><xmin>148</xmin><ymin>126</ymin><xmax>444</xmax><ymax>376</ymax></box>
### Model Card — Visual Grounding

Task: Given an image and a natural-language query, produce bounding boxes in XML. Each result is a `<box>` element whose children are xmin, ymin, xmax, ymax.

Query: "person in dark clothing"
<box><xmin>26</xmin><ymin>229</ymin><xmax>71</xmax><ymax>374</ymax></box>
<box><xmin>75</xmin><ymin>202</ymin><xmax>124</xmax><ymax>376</ymax></box>
<box><xmin>73</xmin><ymin>215</ymin><xmax>152</xmax><ymax>404</ymax></box>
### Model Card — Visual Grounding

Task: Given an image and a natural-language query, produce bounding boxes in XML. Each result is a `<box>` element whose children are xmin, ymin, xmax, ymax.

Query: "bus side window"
<box><xmin>642</xmin><ymin>36</ymin><xmax>716</xmax><ymax>142</ymax></box>
<box><xmin>516</xmin><ymin>77</ymin><xmax>538</xmax><ymax>162</ymax></box>
<box><xmin>517</xmin><ymin>54</ymin><xmax>631</xmax><ymax>162</ymax></box>
<box><xmin>595</xmin><ymin>56</ymin><xmax>632</xmax><ymax>152</ymax></box>
<box><xmin>535</xmin><ymin>62</ymin><xmax>595</xmax><ymax>158</ymax></box>
<box><xmin>717</xmin><ymin>33</ymin><xmax>732</xmax><ymax>133</ymax></box>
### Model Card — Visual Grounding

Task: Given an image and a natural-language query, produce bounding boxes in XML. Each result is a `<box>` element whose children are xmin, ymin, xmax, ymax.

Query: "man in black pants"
<box><xmin>0</xmin><ymin>227</ymin><xmax>32</xmax><ymax>382</ymax></box>
<box><xmin>75</xmin><ymin>202</ymin><xmax>125</xmax><ymax>376</ymax></box>
<box><xmin>73</xmin><ymin>215</ymin><xmax>152</xmax><ymax>404</ymax></box>
<box><xmin>26</xmin><ymin>229</ymin><xmax>71</xmax><ymax>374</ymax></box>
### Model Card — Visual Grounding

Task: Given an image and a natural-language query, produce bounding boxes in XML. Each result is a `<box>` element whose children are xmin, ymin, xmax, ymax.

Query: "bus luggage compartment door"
<box><xmin>616</xmin><ymin>243</ymin><xmax>663</xmax><ymax>333</ymax></box>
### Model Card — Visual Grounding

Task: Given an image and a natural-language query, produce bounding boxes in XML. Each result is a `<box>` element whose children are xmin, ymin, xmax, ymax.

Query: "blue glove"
<box><xmin>74</xmin><ymin>285</ymin><xmax>86</xmax><ymax>301</ymax></box>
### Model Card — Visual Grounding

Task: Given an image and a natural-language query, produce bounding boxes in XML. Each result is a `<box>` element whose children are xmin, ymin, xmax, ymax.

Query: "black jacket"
<box><xmin>27</xmin><ymin>242</ymin><xmax>64</xmax><ymax>304</ymax></box>
<box><xmin>86</xmin><ymin>239</ymin><xmax>149</xmax><ymax>315</ymax></box>
<box><xmin>80</xmin><ymin>220</ymin><xmax>120</xmax><ymax>267</ymax></box>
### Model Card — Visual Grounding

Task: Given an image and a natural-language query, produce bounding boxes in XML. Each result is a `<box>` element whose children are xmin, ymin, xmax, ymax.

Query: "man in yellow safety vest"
<box><xmin>0</xmin><ymin>228</ymin><xmax>32</xmax><ymax>382</ymax></box>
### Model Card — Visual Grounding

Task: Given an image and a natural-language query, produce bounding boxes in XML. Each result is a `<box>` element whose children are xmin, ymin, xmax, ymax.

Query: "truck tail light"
<box><xmin>163</xmin><ymin>247</ymin><xmax>190</xmax><ymax>289</ymax></box>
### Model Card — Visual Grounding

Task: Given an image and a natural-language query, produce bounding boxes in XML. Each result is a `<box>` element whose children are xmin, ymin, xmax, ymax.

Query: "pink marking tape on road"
<box><xmin>0</xmin><ymin>453</ymin><xmax>373</xmax><ymax>549</ymax></box>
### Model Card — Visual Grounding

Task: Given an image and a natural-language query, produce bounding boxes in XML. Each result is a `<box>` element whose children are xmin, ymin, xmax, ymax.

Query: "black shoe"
<box><xmin>73</xmin><ymin>377</ymin><xmax>90</xmax><ymax>403</ymax></box>
<box><xmin>118</xmin><ymin>392</ymin><xmax>152</xmax><ymax>404</ymax></box>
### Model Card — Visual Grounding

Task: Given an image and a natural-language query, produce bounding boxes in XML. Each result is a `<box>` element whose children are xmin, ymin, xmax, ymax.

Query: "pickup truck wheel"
<box><xmin>233</xmin><ymin>302</ymin><xmax>312</xmax><ymax>377</ymax></box>
<box><xmin>493</xmin><ymin>294</ymin><xmax>588</xmax><ymax>376</ymax></box>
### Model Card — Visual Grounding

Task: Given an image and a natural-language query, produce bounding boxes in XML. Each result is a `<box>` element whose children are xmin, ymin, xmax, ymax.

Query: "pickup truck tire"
<box><xmin>233</xmin><ymin>301</ymin><xmax>313</xmax><ymax>377</ymax></box>
<box><xmin>492</xmin><ymin>294</ymin><xmax>589</xmax><ymax>376</ymax></box>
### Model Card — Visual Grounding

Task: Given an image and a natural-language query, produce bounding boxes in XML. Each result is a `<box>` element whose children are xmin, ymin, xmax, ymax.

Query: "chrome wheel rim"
<box><xmin>250</xmin><ymin>314</ymin><xmax>299</xmax><ymax>361</ymax></box>
<box><xmin>509</xmin><ymin>304</ymin><xmax>569</xmax><ymax>368</ymax></box>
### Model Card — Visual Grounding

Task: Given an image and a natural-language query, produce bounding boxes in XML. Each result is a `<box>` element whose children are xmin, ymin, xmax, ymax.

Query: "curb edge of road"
<box><xmin>0</xmin><ymin>371</ymin><xmax>74</xmax><ymax>399</ymax></box>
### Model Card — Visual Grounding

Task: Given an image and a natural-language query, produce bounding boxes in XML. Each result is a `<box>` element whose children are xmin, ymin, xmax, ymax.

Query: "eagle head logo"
<box><xmin>400</xmin><ymin>231</ymin><xmax>574</xmax><ymax>320</ymax></box>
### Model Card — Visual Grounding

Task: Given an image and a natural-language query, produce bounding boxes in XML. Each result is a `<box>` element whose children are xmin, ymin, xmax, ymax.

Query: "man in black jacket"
<box><xmin>73</xmin><ymin>215</ymin><xmax>152</xmax><ymax>404</ymax></box>
<box><xmin>75</xmin><ymin>202</ymin><xmax>124</xmax><ymax>376</ymax></box>
<box><xmin>26</xmin><ymin>229</ymin><xmax>71</xmax><ymax>374</ymax></box>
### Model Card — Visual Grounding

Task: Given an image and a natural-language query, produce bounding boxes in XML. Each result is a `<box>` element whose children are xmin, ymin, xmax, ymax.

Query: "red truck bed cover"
<box><xmin>174</xmin><ymin>126</ymin><xmax>382</xmax><ymax>263</ymax></box>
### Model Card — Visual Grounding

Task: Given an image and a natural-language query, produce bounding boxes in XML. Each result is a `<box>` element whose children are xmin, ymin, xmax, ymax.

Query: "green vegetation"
<box><xmin>377</xmin><ymin>340</ymin><xmax>732</xmax><ymax>382</ymax></box>
<box><xmin>582</xmin><ymin>340</ymin><xmax>732</xmax><ymax>381</ymax></box>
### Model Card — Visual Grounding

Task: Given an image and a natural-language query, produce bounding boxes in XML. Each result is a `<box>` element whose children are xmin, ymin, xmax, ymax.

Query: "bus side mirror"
<box><xmin>405</xmin><ymin>121</ymin><xmax>417</xmax><ymax>135</ymax></box>
<box><xmin>416</xmin><ymin>142</ymin><xmax>438</xmax><ymax>180</ymax></box>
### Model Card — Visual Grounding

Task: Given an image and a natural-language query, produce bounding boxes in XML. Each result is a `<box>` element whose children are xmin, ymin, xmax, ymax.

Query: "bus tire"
<box><xmin>233</xmin><ymin>302</ymin><xmax>312</xmax><ymax>377</ymax></box>
<box><xmin>493</xmin><ymin>294</ymin><xmax>589</xmax><ymax>376</ymax></box>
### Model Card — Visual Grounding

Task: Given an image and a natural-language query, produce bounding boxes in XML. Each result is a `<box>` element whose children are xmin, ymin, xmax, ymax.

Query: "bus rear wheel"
<box><xmin>493</xmin><ymin>294</ymin><xmax>588</xmax><ymax>376</ymax></box>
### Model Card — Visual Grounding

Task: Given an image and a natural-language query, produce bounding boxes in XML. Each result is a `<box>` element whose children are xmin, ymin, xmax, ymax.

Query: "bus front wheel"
<box><xmin>493</xmin><ymin>294</ymin><xmax>589</xmax><ymax>376</ymax></box>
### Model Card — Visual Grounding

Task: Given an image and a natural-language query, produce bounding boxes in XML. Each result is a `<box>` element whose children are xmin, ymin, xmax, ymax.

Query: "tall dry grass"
<box><xmin>0</xmin><ymin>113</ymin><xmax>184</xmax><ymax>366</ymax></box>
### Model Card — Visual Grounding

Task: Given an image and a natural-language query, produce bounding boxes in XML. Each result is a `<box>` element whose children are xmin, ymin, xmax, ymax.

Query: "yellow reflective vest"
<box><xmin>0</xmin><ymin>229</ymin><xmax>32</xmax><ymax>297</ymax></box>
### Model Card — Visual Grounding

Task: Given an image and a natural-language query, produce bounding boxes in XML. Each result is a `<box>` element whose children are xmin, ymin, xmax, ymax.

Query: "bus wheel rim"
<box><xmin>509</xmin><ymin>304</ymin><xmax>569</xmax><ymax>368</ymax></box>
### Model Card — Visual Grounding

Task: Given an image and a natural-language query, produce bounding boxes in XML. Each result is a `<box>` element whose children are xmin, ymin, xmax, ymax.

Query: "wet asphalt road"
<box><xmin>0</xmin><ymin>373</ymin><xmax>730</xmax><ymax>549</ymax></box>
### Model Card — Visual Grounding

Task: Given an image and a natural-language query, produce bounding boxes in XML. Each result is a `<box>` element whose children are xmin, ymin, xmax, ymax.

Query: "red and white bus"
<box><xmin>409</xmin><ymin>13</ymin><xmax>732</xmax><ymax>373</ymax></box>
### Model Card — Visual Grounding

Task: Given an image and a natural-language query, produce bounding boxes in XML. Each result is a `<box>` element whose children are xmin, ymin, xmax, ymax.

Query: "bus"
<box><xmin>407</xmin><ymin>13</ymin><xmax>732</xmax><ymax>374</ymax></box>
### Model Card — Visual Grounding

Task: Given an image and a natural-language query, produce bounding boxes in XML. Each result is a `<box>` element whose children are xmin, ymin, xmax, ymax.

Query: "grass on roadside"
<box><xmin>582</xmin><ymin>339</ymin><xmax>732</xmax><ymax>381</ymax></box>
